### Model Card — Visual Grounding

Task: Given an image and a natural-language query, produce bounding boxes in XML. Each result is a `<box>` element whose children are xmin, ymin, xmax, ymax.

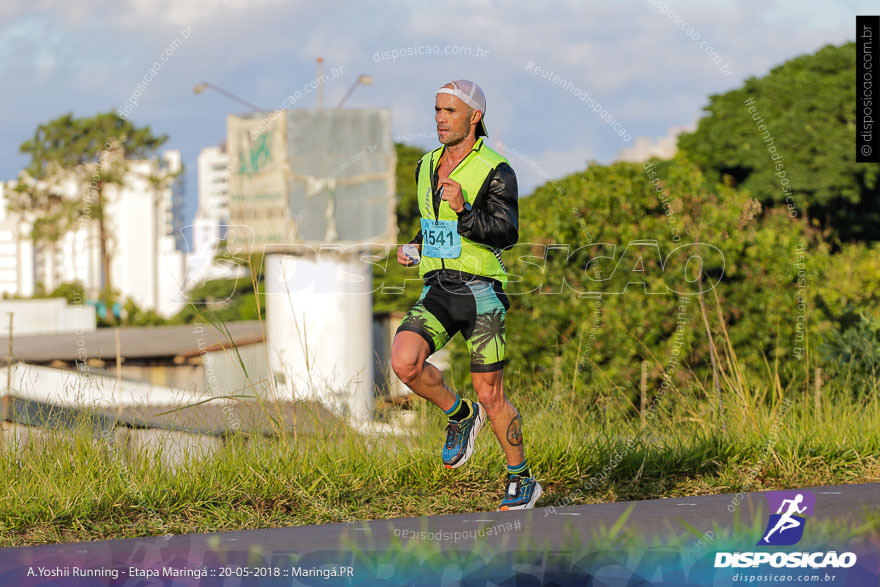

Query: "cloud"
<box><xmin>0</xmin><ymin>0</ymin><xmax>870</xmax><ymax>212</ymax></box>
<box><xmin>495</xmin><ymin>142</ymin><xmax>595</xmax><ymax>196</ymax></box>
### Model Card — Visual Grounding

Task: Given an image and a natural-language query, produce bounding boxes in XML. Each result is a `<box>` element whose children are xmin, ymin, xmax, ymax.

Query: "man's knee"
<box><xmin>391</xmin><ymin>354</ymin><xmax>422</xmax><ymax>384</ymax></box>
<box><xmin>473</xmin><ymin>376</ymin><xmax>505</xmax><ymax>412</ymax></box>
<box><xmin>391</xmin><ymin>333</ymin><xmax>427</xmax><ymax>384</ymax></box>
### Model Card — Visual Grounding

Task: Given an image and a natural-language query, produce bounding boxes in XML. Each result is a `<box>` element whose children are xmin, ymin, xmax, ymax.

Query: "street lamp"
<box><xmin>336</xmin><ymin>75</ymin><xmax>374</xmax><ymax>109</ymax></box>
<box><xmin>193</xmin><ymin>82</ymin><xmax>265</xmax><ymax>112</ymax></box>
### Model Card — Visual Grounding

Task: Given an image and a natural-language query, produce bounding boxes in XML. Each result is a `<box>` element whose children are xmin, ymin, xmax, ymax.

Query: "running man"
<box><xmin>762</xmin><ymin>494</ymin><xmax>807</xmax><ymax>543</ymax></box>
<box><xmin>391</xmin><ymin>80</ymin><xmax>541</xmax><ymax>510</ymax></box>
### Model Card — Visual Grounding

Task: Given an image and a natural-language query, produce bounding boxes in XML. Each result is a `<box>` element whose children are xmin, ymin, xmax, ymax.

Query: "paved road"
<box><xmin>1</xmin><ymin>482</ymin><xmax>877</xmax><ymax>585</ymax></box>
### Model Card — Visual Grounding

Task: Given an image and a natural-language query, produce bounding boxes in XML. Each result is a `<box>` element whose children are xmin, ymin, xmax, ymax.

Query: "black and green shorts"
<box><xmin>396</xmin><ymin>276</ymin><xmax>510</xmax><ymax>372</ymax></box>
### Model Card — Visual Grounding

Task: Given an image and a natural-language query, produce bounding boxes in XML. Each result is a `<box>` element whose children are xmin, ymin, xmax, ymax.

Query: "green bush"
<box><xmin>818</xmin><ymin>313</ymin><xmax>880</xmax><ymax>395</ymax></box>
<box><xmin>678</xmin><ymin>42</ymin><xmax>880</xmax><ymax>240</ymax></box>
<box><xmin>462</xmin><ymin>156</ymin><xmax>811</xmax><ymax>391</ymax></box>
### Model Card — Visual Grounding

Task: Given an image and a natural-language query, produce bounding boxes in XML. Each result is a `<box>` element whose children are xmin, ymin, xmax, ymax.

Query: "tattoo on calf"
<box><xmin>506</xmin><ymin>414</ymin><xmax>523</xmax><ymax>446</ymax></box>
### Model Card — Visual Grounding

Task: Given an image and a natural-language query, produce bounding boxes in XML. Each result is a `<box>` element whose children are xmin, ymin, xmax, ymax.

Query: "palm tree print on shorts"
<box><xmin>469</xmin><ymin>307</ymin><xmax>506</xmax><ymax>363</ymax></box>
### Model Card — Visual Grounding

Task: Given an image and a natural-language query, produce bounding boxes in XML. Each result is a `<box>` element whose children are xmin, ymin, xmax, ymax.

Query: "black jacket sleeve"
<box><xmin>455</xmin><ymin>162</ymin><xmax>519</xmax><ymax>250</ymax></box>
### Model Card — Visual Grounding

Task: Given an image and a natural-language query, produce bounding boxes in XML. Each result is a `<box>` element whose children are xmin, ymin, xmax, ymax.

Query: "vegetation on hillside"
<box><xmin>678</xmin><ymin>42</ymin><xmax>879</xmax><ymax>241</ymax></box>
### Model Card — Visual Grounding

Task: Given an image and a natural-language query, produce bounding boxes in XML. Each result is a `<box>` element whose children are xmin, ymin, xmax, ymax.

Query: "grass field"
<box><xmin>1</xmin><ymin>354</ymin><xmax>879</xmax><ymax>547</ymax></box>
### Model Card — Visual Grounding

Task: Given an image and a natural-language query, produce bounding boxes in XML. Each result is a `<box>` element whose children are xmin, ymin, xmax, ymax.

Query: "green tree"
<box><xmin>12</xmin><ymin>111</ymin><xmax>169</xmax><ymax>322</ymax></box>
<box><xmin>46</xmin><ymin>281</ymin><xmax>85</xmax><ymax>304</ymax></box>
<box><xmin>677</xmin><ymin>42</ymin><xmax>880</xmax><ymax>240</ymax></box>
<box><xmin>170</xmin><ymin>276</ymin><xmax>264</xmax><ymax>324</ymax></box>
<box><xmin>462</xmin><ymin>155</ymin><xmax>818</xmax><ymax>395</ymax></box>
<box><xmin>394</xmin><ymin>142</ymin><xmax>425</xmax><ymax>240</ymax></box>
<box><xmin>121</xmin><ymin>297</ymin><xmax>165</xmax><ymax>326</ymax></box>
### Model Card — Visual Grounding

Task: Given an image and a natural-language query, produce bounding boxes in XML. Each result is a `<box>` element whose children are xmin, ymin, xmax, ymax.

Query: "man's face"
<box><xmin>435</xmin><ymin>91</ymin><xmax>480</xmax><ymax>146</ymax></box>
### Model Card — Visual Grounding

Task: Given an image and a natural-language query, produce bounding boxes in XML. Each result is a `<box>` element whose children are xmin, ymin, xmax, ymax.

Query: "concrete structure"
<box><xmin>225</xmin><ymin>109</ymin><xmax>396</xmax><ymax>253</ymax></box>
<box><xmin>223</xmin><ymin>109</ymin><xmax>397</xmax><ymax>424</ymax></box>
<box><xmin>186</xmin><ymin>143</ymin><xmax>248</xmax><ymax>291</ymax></box>
<box><xmin>2</xmin><ymin>362</ymin><xmax>208</xmax><ymax>409</ymax></box>
<box><xmin>1</xmin><ymin>313</ymin><xmax>414</xmax><ymax>443</ymax></box>
<box><xmin>265</xmin><ymin>253</ymin><xmax>375</xmax><ymax>421</ymax></box>
<box><xmin>0</xmin><ymin>299</ymin><xmax>96</xmax><ymax>336</ymax></box>
<box><xmin>164</xmin><ymin>150</ymin><xmax>188</xmax><ymax>253</ymax></box>
<box><xmin>8</xmin><ymin>320</ymin><xmax>267</xmax><ymax>394</ymax></box>
<box><xmin>105</xmin><ymin>150</ymin><xmax>187</xmax><ymax>317</ymax></box>
<box><xmin>195</xmin><ymin>143</ymin><xmax>230</xmax><ymax>250</ymax></box>
<box><xmin>6</xmin><ymin>314</ymin><xmax>412</xmax><ymax>406</ymax></box>
<box><xmin>0</xmin><ymin>183</ymin><xmax>35</xmax><ymax>297</ymax></box>
<box><xmin>0</xmin><ymin>150</ymin><xmax>188</xmax><ymax>318</ymax></box>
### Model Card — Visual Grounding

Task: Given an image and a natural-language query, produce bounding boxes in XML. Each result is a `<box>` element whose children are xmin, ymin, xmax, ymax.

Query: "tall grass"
<box><xmin>1</xmin><ymin>274</ymin><xmax>878</xmax><ymax>547</ymax></box>
<box><xmin>1</xmin><ymin>360</ymin><xmax>878</xmax><ymax>547</ymax></box>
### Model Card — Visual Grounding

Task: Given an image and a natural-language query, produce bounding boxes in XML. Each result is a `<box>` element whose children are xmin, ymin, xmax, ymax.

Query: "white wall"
<box><xmin>0</xmin><ymin>213</ymin><xmax>34</xmax><ymax>298</ymax></box>
<box><xmin>185</xmin><ymin>144</ymin><xmax>239</xmax><ymax>297</ymax></box>
<box><xmin>0</xmin><ymin>298</ymin><xmax>96</xmax><ymax>335</ymax></box>
<box><xmin>158</xmin><ymin>248</ymin><xmax>187</xmax><ymax>317</ymax></box>
<box><xmin>265</xmin><ymin>252</ymin><xmax>374</xmax><ymax>422</ymax></box>
<box><xmin>3</xmin><ymin>362</ymin><xmax>207</xmax><ymax>408</ymax></box>
<box><xmin>106</xmin><ymin>160</ymin><xmax>155</xmax><ymax>312</ymax></box>
<box><xmin>196</xmin><ymin>144</ymin><xmax>229</xmax><ymax>254</ymax></box>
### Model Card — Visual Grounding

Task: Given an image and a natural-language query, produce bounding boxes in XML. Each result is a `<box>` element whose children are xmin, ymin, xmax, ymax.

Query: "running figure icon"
<box><xmin>762</xmin><ymin>493</ymin><xmax>807</xmax><ymax>544</ymax></box>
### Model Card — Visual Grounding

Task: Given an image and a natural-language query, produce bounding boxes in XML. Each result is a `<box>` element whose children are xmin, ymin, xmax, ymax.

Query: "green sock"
<box><xmin>447</xmin><ymin>397</ymin><xmax>472</xmax><ymax>422</ymax></box>
<box><xmin>508</xmin><ymin>460</ymin><xmax>531</xmax><ymax>479</ymax></box>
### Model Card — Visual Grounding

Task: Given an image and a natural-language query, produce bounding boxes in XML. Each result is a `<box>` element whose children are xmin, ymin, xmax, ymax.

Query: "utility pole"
<box><xmin>317</xmin><ymin>57</ymin><xmax>324</xmax><ymax>109</ymax></box>
<box><xmin>3</xmin><ymin>312</ymin><xmax>12</xmax><ymax>428</ymax></box>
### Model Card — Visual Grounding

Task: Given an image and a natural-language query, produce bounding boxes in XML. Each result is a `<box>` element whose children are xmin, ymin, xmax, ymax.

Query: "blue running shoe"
<box><xmin>442</xmin><ymin>400</ymin><xmax>485</xmax><ymax>469</ymax></box>
<box><xmin>499</xmin><ymin>475</ymin><xmax>542</xmax><ymax>510</ymax></box>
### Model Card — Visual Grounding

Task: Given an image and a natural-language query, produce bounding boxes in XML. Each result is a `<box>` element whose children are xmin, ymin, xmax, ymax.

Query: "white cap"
<box><xmin>436</xmin><ymin>80</ymin><xmax>488</xmax><ymax>137</ymax></box>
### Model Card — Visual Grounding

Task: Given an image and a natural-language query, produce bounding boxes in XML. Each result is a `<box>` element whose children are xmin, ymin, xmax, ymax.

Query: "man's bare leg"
<box><xmin>472</xmin><ymin>368</ymin><xmax>541</xmax><ymax>510</ymax></box>
<box><xmin>471</xmin><ymin>369</ymin><xmax>525</xmax><ymax>466</ymax></box>
<box><xmin>391</xmin><ymin>331</ymin><xmax>457</xmax><ymax>411</ymax></box>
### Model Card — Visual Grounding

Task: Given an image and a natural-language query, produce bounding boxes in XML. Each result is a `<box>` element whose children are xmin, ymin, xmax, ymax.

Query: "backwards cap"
<box><xmin>436</xmin><ymin>80</ymin><xmax>488</xmax><ymax>137</ymax></box>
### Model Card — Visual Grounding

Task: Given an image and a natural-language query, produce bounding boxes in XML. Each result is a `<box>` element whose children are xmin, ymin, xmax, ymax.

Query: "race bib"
<box><xmin>421</xmin><ymin>218</ymin><xmax>461</xmax><ymax>258</ymax></box>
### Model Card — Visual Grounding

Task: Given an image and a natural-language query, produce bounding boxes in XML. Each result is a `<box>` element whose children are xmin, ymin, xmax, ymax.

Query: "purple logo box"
<box><xmin>765</xmin><ymin>490</ymin><xmax>815</xmax><ymax>517</ymax></box>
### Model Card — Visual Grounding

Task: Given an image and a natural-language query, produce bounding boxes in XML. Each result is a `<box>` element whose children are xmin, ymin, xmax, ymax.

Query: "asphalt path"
<box><xmin>0</xmin><ymin>482</ymin><xmax>877</xmax><ymax>585</ymax></box>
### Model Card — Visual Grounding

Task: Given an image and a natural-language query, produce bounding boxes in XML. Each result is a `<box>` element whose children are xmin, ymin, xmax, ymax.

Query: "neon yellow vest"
<box><xmin>417</xmin><ymin>137</ymin><xmax>510</xmax><ymax>287</ymax></box>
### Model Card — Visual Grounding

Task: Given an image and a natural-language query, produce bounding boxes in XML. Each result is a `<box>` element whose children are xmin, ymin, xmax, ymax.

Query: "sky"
<box><xmin>0</xmin><ymin>0</ymin><xmax>871</xmax><ymax>246</ymax></box>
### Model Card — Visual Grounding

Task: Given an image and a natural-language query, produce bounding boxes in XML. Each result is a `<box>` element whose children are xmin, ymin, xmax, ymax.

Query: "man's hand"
<box><xmin>438</xmin><ymin>177</ymin><xmax>465</xmax><ymax>213</ymax></box>
<box><xmin>397</xmin><ymin>243</ymin><xmax>420</xmax><ymax>266</ymax></box>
